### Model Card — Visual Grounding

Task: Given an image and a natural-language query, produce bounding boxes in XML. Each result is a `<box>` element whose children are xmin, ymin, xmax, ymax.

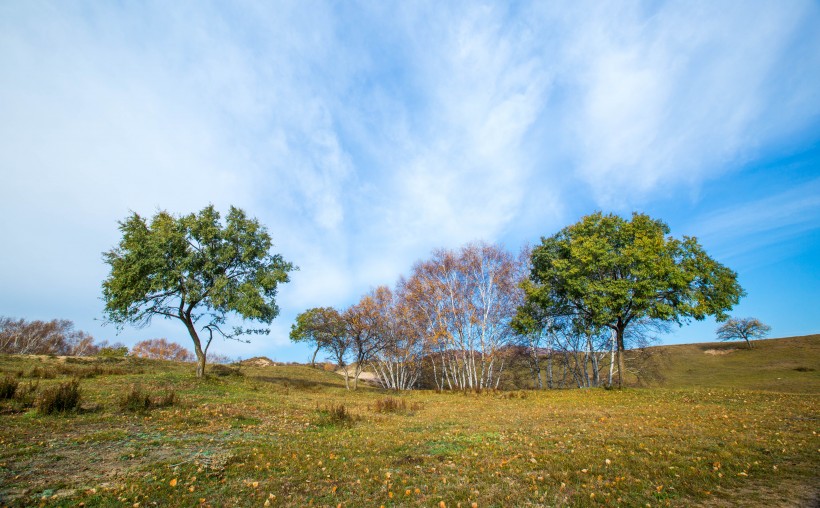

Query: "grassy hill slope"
<box><xmin>641</xmin><ymin>334</ymin><xmax>820</xmax><ymax>393</ymax></box>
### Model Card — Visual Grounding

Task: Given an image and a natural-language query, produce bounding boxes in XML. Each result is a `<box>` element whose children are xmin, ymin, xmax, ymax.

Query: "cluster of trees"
<box><xmin>0</xmin><ymin>318</ymin><xmax>203</xmax><ymax>362</ymax></box>
<box><xmin>519</xmin><ymin>212</ymin><xmax>744</xmax><ymax>388</ymax></box>
<box><xmin>0</xmin><ymin>317</ymin><xmax>122</xmax><ymax>356</ymax></box>
<box><xmin>96</xmin><ymin>205</ymin><xmax>750</xmax><ymax>383</ymax></box>
<box><xmin>291</xmin><ymin>243</ymin><xmax>523</xmax><ymax>390</ymax></box>
<box><xmin>293</xmin><ymin>212</ymin><xmax>746</xmax><ymax>391</ymax></box>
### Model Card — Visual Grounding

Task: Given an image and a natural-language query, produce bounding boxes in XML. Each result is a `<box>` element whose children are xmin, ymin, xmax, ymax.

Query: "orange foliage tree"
<box><xmin>403</xmin><ymin>242</ymin><xmax>522</xmax><ymax>390</ymax></box>
<box><xmin>131</xmin><ymin>338</ymin><xmax>193</xmax><ymax>362</ymax></box>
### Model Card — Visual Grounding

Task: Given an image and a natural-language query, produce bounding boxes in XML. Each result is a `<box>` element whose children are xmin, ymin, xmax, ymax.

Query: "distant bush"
<box><xmin>97</xmin><ymin>345</ymin><xmax>129</xmax><ymax>358</ymax></box>
<box><xmin>208</xmin><ymin>353</ymin><xmax>235</xmax><ymax>365</ymax></box>
<box><xmin>209</xmin><ymin>364</ymin><xmax>243</xmax><ymax>377</ymax></box>
<box><xmin>56</xmin><ymin>364</ymin><xmax>130</xmax><ymax>378</ymax></box>
<box><xmin>0</xmin><ymin>375</ymin><xmax>18</xmax><ymax>399</ymax></box>
<box><xmin>118</xmin><ymin>384</ymin><xmax>177</xmax><ymax>412</ymax></box>
<box><xmin>131</xmin><ymin>338</ymin><xmax>193</xmax><ymax>362</ymax></box>
<box><xmin>37</xmin><ymin>379</ymin><xmax>81</xmax><ymax>414</ymax></box>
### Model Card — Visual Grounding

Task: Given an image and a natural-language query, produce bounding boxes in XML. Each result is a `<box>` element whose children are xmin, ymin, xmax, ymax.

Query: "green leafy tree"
<box><xmin>716</xmin><ymin>317</ymin><xmax>771</xmax><ymax>349</ymax></box>
<box><xmin>526</xmin><ymin>212</ymin><xmax>744</xmax><ymax>387</ymax></box>
<box><xmin>102</xmin><ymin>205</ymin><xmax>296</xmax><ymax>377</ymax></box>
<box><xmin>290</xmin><ymin>307</ymin><xmax>346</xmax><ymax>367</ymax></box>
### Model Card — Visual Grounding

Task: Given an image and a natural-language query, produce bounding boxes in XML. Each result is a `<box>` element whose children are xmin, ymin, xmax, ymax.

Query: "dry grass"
<box><xmin>631</xmin><ymin>334</ymin><xmax>820</xmax><ymax>392</ymax></box>
<box><xmin>0</xmin><ymin>338</ymin><xmax>817</xmax><ymax>507</ymax></box>
<box><xmin>371</xmin><ymin>396</ymin><xmax>422</xmax><ymax>413</ymax></box>
<box><xmin>118</xmin><ymin>384</ymin><xmax>177</xmax><ymax>412</ymax></box>
<box><xmin>35</xmin><ymin>378</ymin><xmax>81</xmax><ymax>414</ymax></box>
<box><xmin>0</xmin><ymin>375</ymin><xmax>17</xmax><ymax>399</ymax></box>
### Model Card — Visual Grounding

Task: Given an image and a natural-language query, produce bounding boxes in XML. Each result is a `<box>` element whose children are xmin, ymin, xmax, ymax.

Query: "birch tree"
<box><xmin>403</xmin><ymin>242</ymin><xmax>521</xmax><ymax>391</ymax></box>
<box><xmin>369</xmin><ymin>284</ymin><xmax>425</xmax><ymax>390</ymax></box>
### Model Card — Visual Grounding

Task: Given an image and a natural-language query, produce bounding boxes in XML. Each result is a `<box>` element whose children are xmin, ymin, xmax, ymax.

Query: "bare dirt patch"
<box><xmin>704</xmin><ymin>348</ymin><xmax>738</xmax><ymax>355</ymax></box>
<box><xmin>239</xmin><ymin>356</ymin><xmax>277</xmax><ymax>367</ymax></box>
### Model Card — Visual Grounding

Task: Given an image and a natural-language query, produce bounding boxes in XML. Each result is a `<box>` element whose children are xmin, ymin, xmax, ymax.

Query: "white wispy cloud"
<box><xmin>690</xmin><ymin>177</ymin><xmax>820</xmax><ymax>263</ymax></box>
<box><xmin>1</xmin><ymin>1</ymin><xmax>818</xmax><ymax>358</ymax></box>
<box><xmin>556</xmin><ymin>1</ymin><xmax>820</xmax><ymax>205</ymax></box>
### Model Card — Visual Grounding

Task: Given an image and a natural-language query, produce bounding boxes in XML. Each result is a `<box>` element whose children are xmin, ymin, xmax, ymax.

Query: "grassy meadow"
<box><xmin>0</xmin><ymin>336</ymin><xmax>818</xmax><ymax>507</ymax></box>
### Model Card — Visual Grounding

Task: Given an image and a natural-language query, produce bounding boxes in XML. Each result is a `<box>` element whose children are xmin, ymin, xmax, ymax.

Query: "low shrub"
<box><xmin>97</xmin><ymin>346</ymin><xmax>129</xmax><ymax>358</ymax></box>
<box><xmin>155</xmin><ymin>390</ymin><xmax>177</xmax><ymax>408</ymax></box>
<box><xmin>119</xmin><ymin>384</ymin><xmax>151</xmax><ymax>412</ymax></box>
<box><xmin>316</xmin><ymin>403</ymin><xmax>357</xmax><ymax>426</ymax></box>
<box><xmin>56</xmin><ymin>364</ymin><xmax>131</xmax><ymax>378</ymax></box>
<box><xmin>372</xmin><ymin>396</ymin><xmax>422</xmax><ymax>413</ymax></box>
<box><xmin>373</xmin><ymin>397</ymin><xmax>406</xmax><ymax>413</ymax></box>
<box><xmin>14</xmin><ymin>380</ymin><xmax>39</xmax><ymax>408</ymax></box>
<box><xmin>0</xmin><ymin>375</ymin><xmax>18</xmax><ymax>399</ymax></box>
<box><xmin>209</xmin><ymin>364</ymin><xmax>243</xmax><ymax>377</ymax></box>
<box><xmin>26</xmin><ymin>366</ymin><xmax>57</xmax><ymax>379</ymax></box>
<box><xmin>119</xmin><ymin>384</ymin><xmax>177</xmax><ymax>412</ymax></box>
<box><xmin>327</xmin><ymin>403</ymin><xmax>353</xmax><ymax>422</ymax></box>
<box><xmin>37</xmin><ymin>379</ymin><xmax>81</xmax><ymax>414</ymax></box>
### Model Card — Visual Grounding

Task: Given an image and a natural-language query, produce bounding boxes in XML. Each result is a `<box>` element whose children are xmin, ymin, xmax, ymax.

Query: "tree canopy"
<box><xmin>289</xmin><ymin>307</ymin><xmax>346</xmax><ymax>367</ymax></box>
<box><xmin>526</xmin><ymin>212</ymin><xmax>744</xmax><ymax>387</ymax></box>
<box><xmin>716</xmin><ymin>317</ymin><xmax>771</xmax><ymax>349</ymax></box>
<box><xmin>102</xmin><ymin>205</ymin><xmax>295</xmax><ymax>377</ymax></box>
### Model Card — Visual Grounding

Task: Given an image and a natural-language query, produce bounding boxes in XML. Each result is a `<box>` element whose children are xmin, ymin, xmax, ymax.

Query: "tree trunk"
<box><xmin>608</xmin><ymin>330</ymin><xmax>616</xmax><ymax>387</ymax></box>
<box><xmin>531</xmin><ymin>351</ymin><xmax>542</xmax><ymax>390</ymax></box>
<box><xmin>183</xmin><ymin>317</ymin><xmax>206</xmax><ymax>378</ymax></box>
<box><xmin>616</xmin><ymin>325</ymin><xmax>626</xmax><ymax>389</ymax></box>
<box><xmin>310</xmin><ymin>346</ymin><xmax>320</xmax><ymax>367</ymax></box>
<box><xmin>547</xmin><ymin>350</ymin><xmax>553</xmax><ymax>389</ymax></box>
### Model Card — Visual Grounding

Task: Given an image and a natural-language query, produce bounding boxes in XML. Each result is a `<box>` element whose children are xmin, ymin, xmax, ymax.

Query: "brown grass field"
<box><xmin>0</xmin><ymin>335</ymin><xmax>818</xmax><ymax>507</ymax></box>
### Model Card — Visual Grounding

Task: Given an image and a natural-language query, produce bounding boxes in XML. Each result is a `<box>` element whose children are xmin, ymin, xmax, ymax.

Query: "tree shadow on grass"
<box><xmin>251</xmin><ymin>375</ymin><xmax>343</xmax><ymax>390</ymax></box>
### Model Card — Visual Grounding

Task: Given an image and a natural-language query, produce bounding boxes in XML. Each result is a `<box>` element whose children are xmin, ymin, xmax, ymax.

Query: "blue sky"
<box><xmin>1</xmin><ymin>1</ymin><xmax>818</xmax><ymax>362</ymax></box>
